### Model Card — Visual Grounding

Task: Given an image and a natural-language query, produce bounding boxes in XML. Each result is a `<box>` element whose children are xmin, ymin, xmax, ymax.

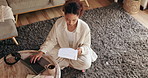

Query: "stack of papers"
<box><xmin>58</xmin><ymin>48</ymin><xmax>78</xmax><ymax>60</ymax></box>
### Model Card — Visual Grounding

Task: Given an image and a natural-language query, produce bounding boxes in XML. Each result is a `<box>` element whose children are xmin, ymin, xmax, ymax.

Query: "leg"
<box><xmin>15</xmin><ymin>14</ymin><xmax>19</xmax><ymax>24</ymax></box>
<box><xmin>12</xmin><ymin>37</ymin><xmax>19</xmax><ymax>45</ymax></box>
<box><xmin>84</xmin><ymin>0</ymin><xmax>89</xmax><ymax>7</ymax></box>
<box><xmin>69</xmin><ymin>54</ymin><xmax>92</xmax><ymax>70</ymax></box>
<box><xmin>114</xmin><ymin>0</ymin><xmax>118</xmax><ymax>2</ymax></box>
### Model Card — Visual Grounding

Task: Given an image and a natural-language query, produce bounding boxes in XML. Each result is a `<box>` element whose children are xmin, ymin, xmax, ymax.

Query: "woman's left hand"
<box><xmin>76</xmin><ymin>48</ymin><xmax>82</xmax><ymax>56</ymax></box>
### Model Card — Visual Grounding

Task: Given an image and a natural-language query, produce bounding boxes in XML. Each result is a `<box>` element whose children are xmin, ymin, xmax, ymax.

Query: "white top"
<box><xmin>66</xmin><ymin>29</ymin><xmax>76</xmax><ymax>48</ymax></box>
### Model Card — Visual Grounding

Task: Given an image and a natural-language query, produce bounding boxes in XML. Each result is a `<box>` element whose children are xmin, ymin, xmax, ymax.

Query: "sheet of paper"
<box><xmin>58</xmin><ymin>48</ymin><xmax>78</xmax><ymax>60</ymax></box>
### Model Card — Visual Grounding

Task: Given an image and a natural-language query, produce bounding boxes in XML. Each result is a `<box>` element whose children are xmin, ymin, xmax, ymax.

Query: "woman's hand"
<box><xmin>30</xmin><ymin>51</ymin><xmax>44</xmax><ymax>63</ymax></box>
<box><xmin>76</xmin><ymin>48</ymin><xmax>82</xmax><ymax>56</ymax></box>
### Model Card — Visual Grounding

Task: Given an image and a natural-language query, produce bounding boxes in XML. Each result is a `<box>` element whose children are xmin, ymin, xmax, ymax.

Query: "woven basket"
<box><xmin>123</xmin><ymin>0</ymin><xmax>141</xmax><ymax>14</ymax></box>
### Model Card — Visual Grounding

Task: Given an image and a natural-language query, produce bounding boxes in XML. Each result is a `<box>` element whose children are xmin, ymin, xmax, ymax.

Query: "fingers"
<box><xmin>33</xmin><ymin>56</ymin><xmax>38</xmax><ymax>63</ymax></box>
<box><xmin>37</xmin><ymin>51</ymin><xmax>44</xmax><ymax>61</ymax></box>
<box><xmin>38</xmin><ymin>56</ymin><xmax>42</xmax><ymax>61</ymax></box>
<box><xmin>30</xmin><ymin>55</ymin><xmax>39</xmax><ymax>63</ymax></box>
<box><xmin>76</xmin><ymin>48</ymin><xmax>82</xmax><ymax>55</ymax></box>
<box><xmin>30</xmin><ymin>56</ymin><xmax>34</xmax><ymax>63</ymax></box>
<box><xmin>76</xmin><ymin>48</ymin><xmax>81</xmax><ymax>52</ymax></box>
<box><xmin>30</xmin><ymin>55</ymin><xmax>42</xmax><ymax>63</ymax></box>
<box><xmin>30</xmin><ymin>56</ymin><xmax>36</xmax><ymax>63</ymax></box>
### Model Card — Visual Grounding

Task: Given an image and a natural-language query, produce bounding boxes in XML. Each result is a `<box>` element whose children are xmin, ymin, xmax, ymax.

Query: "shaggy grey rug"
<box><xmin>0</xmin><ymin>3</ymin><xmax>148</xmax><ymax>78</ymax></box>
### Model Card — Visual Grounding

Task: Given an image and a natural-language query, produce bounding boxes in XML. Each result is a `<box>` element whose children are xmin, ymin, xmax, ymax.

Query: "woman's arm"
<box><xmin>39</xmin><ymin>23</ymin><xmax>58</xmax><ymax>54</ymax></box>
<box><xmin>79</xmin><ymin>30</ymin><xmax>91</xmax><ymax>55</ymax></box>
<box><xmin>31</xmin><ymin>22</ymin><xmax>58</xmax><ymax>63</ymax></box>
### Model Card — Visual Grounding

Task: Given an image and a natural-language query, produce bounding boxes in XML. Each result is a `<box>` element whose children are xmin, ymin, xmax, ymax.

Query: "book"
<box><xmin>21</xmin><ymin>56</ymin><xmax>52</xmax><ymax>75</ymax></box>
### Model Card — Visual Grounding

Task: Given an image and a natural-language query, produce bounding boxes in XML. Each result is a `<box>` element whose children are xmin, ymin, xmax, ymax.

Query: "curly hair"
<box><xmin>63</xmin><ymin>0</ymin><xmax>84</xmax><ymax>17</ymax></box>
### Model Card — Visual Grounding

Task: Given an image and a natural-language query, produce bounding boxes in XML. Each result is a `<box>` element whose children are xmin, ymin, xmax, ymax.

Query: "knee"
<box><xmin>81</xmin><ymin>61</ymin><xmax>91</xmax><ymax>69</ymax></box>
<box><xmin>73</xmin><ymin>60</ymin><xmax>91</xmax><ymax>70</ymax></box>
<box><xmin>70</xmin><ymin>55</ymin><xmax>92</xmax><ymax>70</ymax></box>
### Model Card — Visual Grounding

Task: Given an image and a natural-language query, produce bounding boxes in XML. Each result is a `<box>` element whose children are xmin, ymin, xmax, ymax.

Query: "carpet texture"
<box><xmin>0</xmin><ymin>3</ymin><xmax>148</xmax><ymax>78</ymax></box>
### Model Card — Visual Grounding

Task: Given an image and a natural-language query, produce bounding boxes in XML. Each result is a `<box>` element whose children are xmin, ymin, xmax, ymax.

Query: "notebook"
<box><xmin>58</xmin><ymin>48</ymin><xmax>78</xmax><ymax>60</ymax></box>
<box><xmin>21</xmin><ymin>57</ymin><xmax>51</xmax><ymax>75</ymax></box>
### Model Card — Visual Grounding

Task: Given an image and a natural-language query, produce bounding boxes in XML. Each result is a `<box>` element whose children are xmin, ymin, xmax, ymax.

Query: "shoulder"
<box><xmin>54</xmin><ymin>17</ymin><xmax>66</xmax><ymax>28</ymax></box>
<box><xmin>52</xmin><ymin>17</ymin><xmax>66</xmax><ymax>32</ymax></box>
<box><xmin>55</xmin><ymin>17</ymin><xmax>65</xmax><ymax>25</ymax></box>
<box><xmin>78</xmin><ymin>19</ymin><xmax>90</xmax><ymax>31</ymax></box>
<box><xmin>78</xmin><ymin>19</ymin><xmax>88</xmax><ymax>26</ymax></box>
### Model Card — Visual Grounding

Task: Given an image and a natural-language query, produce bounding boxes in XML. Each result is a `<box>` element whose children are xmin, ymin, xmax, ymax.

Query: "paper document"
<box><xmin>58</xmin><ymin>48</ymin><xmax>78</xmax><ymax>60</ymax></box>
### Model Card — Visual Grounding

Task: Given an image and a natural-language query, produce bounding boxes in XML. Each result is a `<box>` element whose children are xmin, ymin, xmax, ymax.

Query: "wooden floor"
<box><xmin>16</xmin><ymin>0</ymin><xmax>148</xmax><ymax>28</ymax></box>
<box><xmin>131</xmin><ymin>10</ymin><xmax>148</xmax><ymax>28</ymax></box>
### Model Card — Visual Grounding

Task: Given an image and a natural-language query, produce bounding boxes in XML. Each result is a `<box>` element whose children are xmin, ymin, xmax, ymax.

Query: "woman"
<box><xmin>31</xmin><ymin>0</ymin><xmax>98</xmax><ymax>70</ymax></box>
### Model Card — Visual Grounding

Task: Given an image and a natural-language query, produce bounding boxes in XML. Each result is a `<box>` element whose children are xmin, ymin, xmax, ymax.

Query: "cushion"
<box><xmin>0</xmin><ymin>19</ymin><xmax>18</xmax><ymax>40</ymax></box>
<box><xmin>6</xmin><ymin>0</ymin><xmax>50</xmax><ymax>11</ymax></box>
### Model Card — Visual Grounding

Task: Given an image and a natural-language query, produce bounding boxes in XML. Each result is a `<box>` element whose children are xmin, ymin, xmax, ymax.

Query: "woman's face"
<box><xmin>65</xmin><ymin>14</ymin><xmax>79</xmax><ymax>27</ymax></box>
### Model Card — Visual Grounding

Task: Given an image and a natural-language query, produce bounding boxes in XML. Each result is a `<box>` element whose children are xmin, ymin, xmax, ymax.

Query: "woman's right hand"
<box><xmin>30</xmin><ymin>51</ymin><xmax>44</xmax><ymax>63</ymax></box>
